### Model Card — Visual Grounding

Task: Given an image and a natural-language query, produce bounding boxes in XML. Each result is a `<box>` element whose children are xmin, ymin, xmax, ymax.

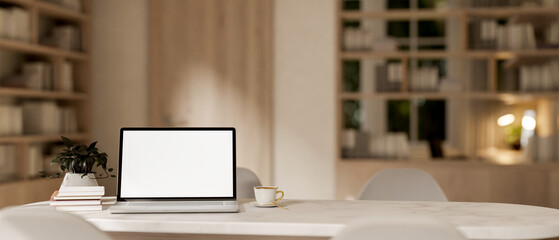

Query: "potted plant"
<box><xmin>40</xmin><ymin>136</ymin><xmax>115</xmax><ymax>187</ymax></box>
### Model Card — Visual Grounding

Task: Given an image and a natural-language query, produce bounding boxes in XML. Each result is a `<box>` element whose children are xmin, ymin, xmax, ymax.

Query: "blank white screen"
<box><xmin>120</xmin><ymin>130</ymin><xmax>234</xmax><ymax>198</ymax></box>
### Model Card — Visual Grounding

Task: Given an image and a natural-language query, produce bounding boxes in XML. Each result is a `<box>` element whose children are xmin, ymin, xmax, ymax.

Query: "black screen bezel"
<box><xmin>116</xmin><ymin>127</ymin><xmax>237</xmax><ymax>201</ymax></box>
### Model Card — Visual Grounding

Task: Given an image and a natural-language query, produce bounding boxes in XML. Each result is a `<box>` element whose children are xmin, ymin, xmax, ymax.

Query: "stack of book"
<box><xmin>410</xmin><ymin>66</ymin><xmax>439</xmax><ymax>92</ymax></box>
<box><xmin>469</xmin><ymin>19</ymin><xmax>537</xmax><ymax>50</ymax></box>
<box><xmin>0</xmin><ymin>7</ymin><xmax>30</xmax><ymax>42</ymax></box>
<box><xmin>22</xmin><ymin>101</ymin><xmax>78</xmax><ymax>135</ymax></box>
<box><xmin>0</xmin><ymin>104</ymin><xmax>22</xmax><ymax>136</ymax></box>
<box><xmin>1</xmin><ymin>61</ymin><xmax>54</xmax><ymax>90</ymax></box>
<box><xmin>42</xmin><ymin>25</ymin><xmax>81</xmax><ymax>51</ymax></box>
<box><xmin>519</xmin><ymin>61</ymin><xmax>559</xmax><ymax>91</ymax></box>
<box><xmin>50</xmin><ymin>186</ymin><xmax>104</xmax><ymax>211</ymax></box>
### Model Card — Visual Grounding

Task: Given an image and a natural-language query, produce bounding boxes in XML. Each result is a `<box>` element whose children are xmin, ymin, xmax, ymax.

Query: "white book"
<box><xmin>520</xmin><ymin>66</ymin><xmax>528</xmax><ymax>91</ymax></box>
<box><xmin>542</xmin><ymin>64</ymin><xmax>553</xmax><ymax>91</ymax></box>
<box><xmin>431</xmin><ymin>67</ymin><xmax>439</xmax><ymax>91</ymax></box>
<box><xmin>0</xmin><ymin>9</ymin><xmax>6</xmax><ymax>38</ymax></box>
<box><xmin>59</xmin><ymin>185</ymin><xmax>105</xmax><ymax>193</ymax></box>
<box><xmin>9</xmin><ymin>105</ymin><xmax>22</xmax><ymax>135</ymax></box>
<box><xmin>532</xmin><ymin>65</ymin><xmax>542</xmax><ymax>91</ymax></box>
<box><xmin>50</xmin><ymin>199</ymin><xmax>101</xmax><ymax>206</ymax></box>
<box><xmin>28</xmin><ymin>144</ymin><xmax>43</xmax><ymax>177</ymax></box>
<box><xmin>481</xmin><ymin>20</ymin><xmax>490</xmax><ymax>41</ymax></box>
<box><xmin>23</xmin><ymin>62</ymin><xmax>45</xmax><ymax>90</ymax></box>
<box><xmin>524</xmin><ymin>24</ymin><xmax>536</xmax><ymax>49</ymax></box>
<box><xmin>11</xmin><ymin>8</ymin><xmax>29</xmax><ymax>42</ymax></box>
<box><xmin>496</xmin><ymin>26</ymin><xmax>507</xmax><ymax>50</ymax></box>
<box><xmin>22</xmin><ymin>101</ymin><xmax>60</xmax><ymax>134</ymax></box>
<box><xmin>60</xmin><ymin>61</ymin><xmax>74</xmax><ymax>92</ymax></box>
<box><xmin>5</xmin><ymin>8</ymin><xmax>15</xmax><ymax>39</ymax></box>
<box><xmin>508</xmin><ymin>24</ymin><xmax>521</xmax><ymax>50</ymax></box>
<box><xmin>387</xmin><ymin>63</ymin><xmax>399</xmax><ymax>83</ymax></box>
<box><xmin>53</xmin><ymin>194</ymin><xmax>103</xmax><ymax>201</ymax></box>
<box><xmin>55</xmin><ymin>205</ymin><xmax>102</xmax><ymax>211</ymax></box>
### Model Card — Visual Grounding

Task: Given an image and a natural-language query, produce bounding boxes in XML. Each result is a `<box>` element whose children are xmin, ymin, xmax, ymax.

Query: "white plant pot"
<box><xmin>60</xmin><ymin>173</ymin><xmax>98</xmax><ymax>187</ymax></box>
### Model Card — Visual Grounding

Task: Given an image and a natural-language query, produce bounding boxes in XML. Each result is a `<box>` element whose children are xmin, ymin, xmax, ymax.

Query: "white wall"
<box><xmin>274</xmin><ymin>0</ymin><xmax>337</xmax><ymax>199</ymax></box>
<box><xmin>91</xmin><ymin>0</ymin><xmax>148</xmax><ymax>195</ymax></box>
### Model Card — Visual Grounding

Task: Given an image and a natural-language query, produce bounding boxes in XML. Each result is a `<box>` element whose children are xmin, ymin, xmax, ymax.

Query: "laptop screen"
<box><xmin>118</xmin><ymin>128</ymin><xmax>236</xmax><ymax>200</ymax></box>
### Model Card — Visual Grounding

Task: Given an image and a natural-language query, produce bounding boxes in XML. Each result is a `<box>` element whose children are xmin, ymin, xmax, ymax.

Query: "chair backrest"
<box><xmin>356</xmin><ymin>168</ymin><xmax>448</xmax><ymax>201</ymax></box>
<box><xmin>236</xmin><ymin>167</ymin><xmax>262</xmax><ymax>199</ymax></box>
<box><xmin>331</xmin><ymin>216</ymin><xmax>466</xmax><ymax>240</ymax></box>
<box><xmin>0</xmin><ymin>208</ymin><xmax>112</xmax><ymax>240</ymax></box>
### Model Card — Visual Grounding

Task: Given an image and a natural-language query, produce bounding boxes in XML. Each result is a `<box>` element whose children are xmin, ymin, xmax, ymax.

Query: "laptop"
<box><xmin>109</xmin><ymin>127</ymin><xmax>239</xmax><ymax>213</ymax></box>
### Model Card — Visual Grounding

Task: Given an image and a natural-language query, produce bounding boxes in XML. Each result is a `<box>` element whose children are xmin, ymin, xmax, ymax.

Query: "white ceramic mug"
<box><xmin>254</xmin><ymin>186</ymin><xmax>284</xmax><ymax>205</ymax></box>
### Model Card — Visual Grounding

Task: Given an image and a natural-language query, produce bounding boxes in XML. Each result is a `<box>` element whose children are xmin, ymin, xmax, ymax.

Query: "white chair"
<box><xmin>236</xmin><ymin>167</ymin><xmax>262</xmax><ymax>199</ymax></box>
<box><xmin>0</xmin><ymin>208</ymin><xmax>111</xmax><ymax>240</ymax></box>
<box><xmin>357</xmin><ymin>168</ymin><xmax>448</xmax><ymax>201</ymax></box>
<box><xmin>331</xmin><ymin>216</ymin><xmax>466</xmax><ymax>240</ymax></box>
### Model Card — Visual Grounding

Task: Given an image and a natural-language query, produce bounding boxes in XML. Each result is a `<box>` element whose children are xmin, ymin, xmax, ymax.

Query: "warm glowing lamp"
<box><xmin>497</xmin><ymin>114</ymin><xmax>515</xmax><ymax>126</ymax></box>
<box><xmin>522</xmin><ymin>115</ymin><xmax>536</xmax><ymax>131</ymax></box>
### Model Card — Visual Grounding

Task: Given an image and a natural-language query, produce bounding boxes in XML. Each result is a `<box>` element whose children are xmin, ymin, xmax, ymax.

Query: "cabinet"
<box><xmin>0</xmin><ymin>0</ymin><xmax>89</xmax><ymax>207</ymax></box>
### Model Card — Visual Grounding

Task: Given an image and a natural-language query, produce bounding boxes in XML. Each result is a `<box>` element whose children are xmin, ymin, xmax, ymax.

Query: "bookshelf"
<box><xmin>0</xmin><ymin>0</ymin><xmax>90</xmax><ymax>207</ymax></box>
<box><xmin>336</xmin><ymin>0</ymin><xmax>559</xmax><ymax>206</ymax></box>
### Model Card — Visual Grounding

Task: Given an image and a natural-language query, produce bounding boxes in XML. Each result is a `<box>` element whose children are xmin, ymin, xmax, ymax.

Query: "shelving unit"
<box><xmin>336</xmin><ymin>0</ymin><xmax>559</xmax><ymax>206</ymax></box>
<box><xmin>0</xmin><ymin>0</ymin><xmax>90</xmax><ymax>207</ymax></box>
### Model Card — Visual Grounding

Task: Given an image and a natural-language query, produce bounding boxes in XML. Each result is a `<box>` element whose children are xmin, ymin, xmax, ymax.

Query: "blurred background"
<box><xmin>0</xmin><ymin>0</ymin><xmax>558</xmax><ymax>208</ymax></box>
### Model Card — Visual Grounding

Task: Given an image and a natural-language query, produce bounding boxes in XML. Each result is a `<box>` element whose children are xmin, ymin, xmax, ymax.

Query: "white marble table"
<box><xmin>21</xmin><ymin>199</ymin><xmax>559</xmax><ymax>239</ymax></box>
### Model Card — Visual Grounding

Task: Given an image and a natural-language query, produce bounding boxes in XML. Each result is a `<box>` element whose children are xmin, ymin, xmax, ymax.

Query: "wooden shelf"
<box><xmin>466</xmin><ymin>7</ymin><xmax>559</xmax><ymax>17</ymax></box>
<box><xmin>340</xmin><ymin>7</ymin><xmax>559</xmax><ymax>20</ymax></box>
<box><xmin>341</xmin><ymin>51</ymin><xmax>463</xmax><ymax>59</ymax></box>
<box><xmin>341</xmin><ymin>9</ymin><xmax>462</xmax><ymax>20</ymax></box>
<box><xmin>0</xmin><ymin>87</ymin><xmax>87</xmax><ymax>100</ymax></box>
<box><xmin>340</xmin><ymin>49</ymin><xmax>559</xmax><ymax>60</ymax></box>
<box><xmin>0</xmin><ymin>133</ymin><xmax>90</xmax><ymax>144</ymax></box>
<box><xmin>0</xmin><ymin>0</ymin><xmax>33</xmax><ymax>7</ymax></box>
<box><xmin>0</xmin><ymin>38</ymin><xmax>88</xmax><ymax>60</ymax></box>
<box><xmin>0</xmin><ymin>0</ymin><xmax>87</xmax><ymax>21</ymax></box>
<box><xmin>340</xmin><ymin>92</ymin><xmax>559</xmax><ymax>100</ymax></box>
<box><xmin>35</xmin><ymin>0</ymin><xmax>88</xmax><ymax>22</ymax></box>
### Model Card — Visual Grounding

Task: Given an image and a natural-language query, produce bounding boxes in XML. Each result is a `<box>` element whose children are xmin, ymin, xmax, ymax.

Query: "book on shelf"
<box><xmin>375</xmin><ymin>63</ymin><xmax>401</xmax><ymax>92</ymax></box>
<box><xmin>469</xmin><ymin>18</ymin><xmax>540</xmax><ymax>50</ymax></box>
<box><xmin>410</xmin><ymin>66</ymin><xmax>439</xmax><ymax>92</ymax></box>
<box><xmin>0</xmin><ymin>7</ymin><xmax>30</xmax><ymax>42</ymax></box>
<box><xmin>22</xmin><ymin>101</ymin><xmax>59</xmax><ymax>134</ymax></box>
<box><xmin>1</xmin><ymin>61</ymin><xmax>54</xmax><ymax>91</ymax></box>
<box><xmin>0</xmin><ymin>144</ymin><xmax>16</xmax><ymax>182</ymax></box>
<box><xmin>27</xmin><ymin>144</ymin><xmax>43</xmax><ymax>177</ymax></box>
<box><xmin>22</xmin><ymin>101</ymin><xmax>78</xmax><ymax>135</ymax></box>
<box><xmin>518</xmin><ymin>60</ymin><xmax>559</xmax><ymax>92</ymax></box>
<box><xmin>343</xmin><ymin>28</ymin><xmax>397</xmax><ymax>52</ymax></box>
<box><xmin>42</xmin><ymin>25</ymin><xmax>81</xmax><ymax>51</ymax></box>
<box><xmin>0</xmin><ymin>104</ymin><xmax>22</xmax><ymax>136</ymax></box>
<box><xmin>59</xmin><ymin>61</ymin><xmax>74</xmax><ymax>92</ymax></box>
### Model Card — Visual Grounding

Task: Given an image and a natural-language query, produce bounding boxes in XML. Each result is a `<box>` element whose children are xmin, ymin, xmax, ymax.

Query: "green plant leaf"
<box><xmin>88</xmin><ymin>141</ymin><xmax>98</xmax><ymax>151</ymax></box>
<box><xmin>61</xmin><ymin>136</ymin><xmax>74</xmax><ymax>148</ymax></box>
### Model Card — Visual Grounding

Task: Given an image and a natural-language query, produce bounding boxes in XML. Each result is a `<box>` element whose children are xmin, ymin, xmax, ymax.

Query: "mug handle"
<box><xmin>275</xmin><ymin>190</ymin><xmax>284</xmax><ymax>202</ymax></box>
